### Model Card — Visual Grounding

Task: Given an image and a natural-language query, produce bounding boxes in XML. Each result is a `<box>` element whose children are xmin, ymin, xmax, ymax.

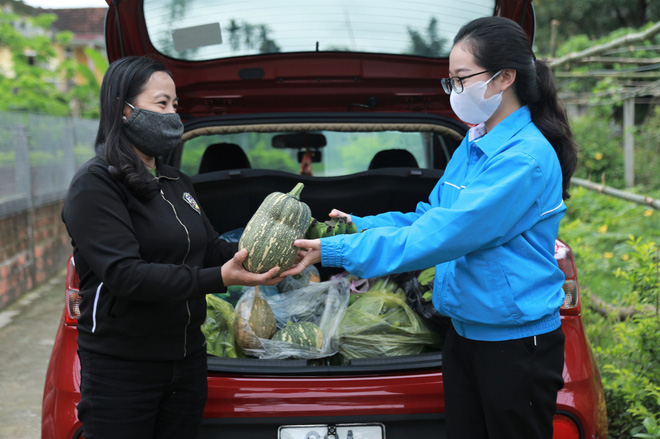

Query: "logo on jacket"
<box><xmin>182</xmin><ymin>192</ymin><xmax>201</xmax><ymax>214</ymax></box>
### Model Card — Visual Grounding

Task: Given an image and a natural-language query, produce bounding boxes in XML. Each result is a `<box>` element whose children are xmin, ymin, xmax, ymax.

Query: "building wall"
<box><xmin>0</xmin><ymin>200</ymin><xmax>69</xmax><ymax>310</ymax></box>
<box><xmin>0</xmin><ymin>46</ymin><xmax>14</xmax><ymax>78</ymax></box>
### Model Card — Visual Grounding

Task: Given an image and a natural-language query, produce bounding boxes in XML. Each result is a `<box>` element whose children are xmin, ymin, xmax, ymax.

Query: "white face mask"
<box><xmin>450</xmin><ymin>70</ymin><xmax>503</xmax><ymax>125</ymax></box>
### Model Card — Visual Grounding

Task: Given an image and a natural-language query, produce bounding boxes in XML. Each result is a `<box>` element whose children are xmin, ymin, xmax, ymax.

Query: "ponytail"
<box><xmin>528</xmin><ymin>60</ymin><xmax>577</xmax><ymax>199</ymax></box>
<box><xmin>454</xmin><ymin>17</ymin><xmax>578</xmax><ymax>199</ymax></box>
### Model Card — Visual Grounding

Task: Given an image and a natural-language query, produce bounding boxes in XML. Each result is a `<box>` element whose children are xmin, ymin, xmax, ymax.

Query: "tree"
<box><xmin>406</xmin><ymin>17</ymin><xmax>448</xmax><ymax>57</ymax></box>
<box><xmin>549</xmin><ymin>22</ymin><xmax>660</xmax><ymax>191</ymax></box>
<box><xmin>534</xmin><ymin>0</ymin><xmax>660</xmax><ymax>55</ymax></box>
<box><xmin>0</xmin><ymin>9</ymin><xmax>104</xmax><ymax>118</ymax></box>
<box><xmin>225</xmin><ymin>20</ymin><xmax>280</xmax><ymax>54</ymax></box>
<box><xmin>258</xmin><ymin>24</ymin><xmax>280</xmax><ymax>54</ymax></box>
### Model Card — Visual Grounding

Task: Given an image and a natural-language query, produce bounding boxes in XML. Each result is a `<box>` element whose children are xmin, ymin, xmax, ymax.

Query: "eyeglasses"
<box><xmin>441</xmin><ymin>70</ymin><xmax>490</xmax><ymax>95</ymax></box>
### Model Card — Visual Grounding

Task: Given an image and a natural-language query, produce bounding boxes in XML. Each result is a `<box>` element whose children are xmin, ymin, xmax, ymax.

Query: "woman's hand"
<box><xmin>221</xmin><ymin>249</ymin><xmax>283</xmax><ymax>287</ymax></box>
<box><xmin>329</xmin><ymin>208</ymin><xmax>352</xmax><ymax>224</ymax></box>
<box><xmin>279</xmin><ymin>239</ymin><xmax>322</xmax><ymax>277</ymax></box>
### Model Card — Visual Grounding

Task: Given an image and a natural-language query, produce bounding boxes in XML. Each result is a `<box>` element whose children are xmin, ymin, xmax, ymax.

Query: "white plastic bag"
<box><xmin>234</xmin><ymin>278</ymin><xmax>350</xmax><ymax>359</ymax></box>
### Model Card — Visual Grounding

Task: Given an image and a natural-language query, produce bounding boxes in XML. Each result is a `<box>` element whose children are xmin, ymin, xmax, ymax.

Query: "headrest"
<box><xmin>198</xmin><ymin>143</ymin><xmax>251</xmax><ymax>173</ymax></box>
<box><xmin>368</xmin><ymin>149</ymin><xmax>419</xmax><ymax>170</ymax></box>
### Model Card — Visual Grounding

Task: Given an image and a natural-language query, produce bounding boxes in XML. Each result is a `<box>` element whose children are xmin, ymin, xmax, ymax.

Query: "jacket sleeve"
<box><xmin>63</xmin><ymin>168</ymin><xmax>225</xmax><ymax>301</ymax></box>
<box><xmin>353</xmin><ymin>199</ymin><xmax>432</xmax><ymax>230</ymax></box>
<box><xmin>321</xmin><ymin>150</ymin><xmax>547</xmax><ymax>278</ymax></box>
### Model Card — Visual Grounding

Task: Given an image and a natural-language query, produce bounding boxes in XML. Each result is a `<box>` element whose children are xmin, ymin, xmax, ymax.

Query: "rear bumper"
<box><xmin>204</xmin><ymin>369</ymin><xmax>444</xmax><ymax>419</ymax></box>
<box><xmin>200</xmin><ymin>413</ymin><xmax>444</xmax><ymax>439</ymax></box>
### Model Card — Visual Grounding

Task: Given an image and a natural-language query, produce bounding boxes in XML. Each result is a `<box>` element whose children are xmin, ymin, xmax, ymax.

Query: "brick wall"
<box><xmin>0</xmin><ymin>200</ymin><xmax>70</xmax><ymax>310</ymax></box>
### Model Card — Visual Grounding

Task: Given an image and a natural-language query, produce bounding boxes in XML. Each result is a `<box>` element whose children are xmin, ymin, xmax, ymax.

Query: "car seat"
<box><xmin>198</xmin><ymin>143</ymin><xmax>251</xmax><ymax>174</ymax></box>
<box><xmin>368</xmin><ymin>149</ymin><xmax>419</xmax><ymax>170</ymax></box>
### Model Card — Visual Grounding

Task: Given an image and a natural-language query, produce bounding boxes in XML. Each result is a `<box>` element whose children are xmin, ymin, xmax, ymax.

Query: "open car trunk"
<box><xmin>176</xmin><ymin>112</ymin><xmax>466</xmax><ymax>375</ymax></box>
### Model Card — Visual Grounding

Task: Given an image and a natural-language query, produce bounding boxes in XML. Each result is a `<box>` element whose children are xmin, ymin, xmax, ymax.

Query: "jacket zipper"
<box><xmin>159</xmin><ymin>188</ymin><xmax>192</xmax><ymax>357</ymax></box>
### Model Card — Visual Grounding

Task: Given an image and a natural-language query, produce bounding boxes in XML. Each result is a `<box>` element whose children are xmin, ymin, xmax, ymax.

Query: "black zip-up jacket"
<box><xmin>62</xmin><ymin>156</ymin><xmax>237</xmax><ymax>361</ymax></box>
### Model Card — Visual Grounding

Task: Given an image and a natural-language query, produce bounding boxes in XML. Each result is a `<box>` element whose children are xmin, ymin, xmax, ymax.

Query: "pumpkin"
<box><xmin>234</xmin><ymin>286</ymin><xmax>277</xmax><ymax>352</ymax></box>
<box><xmin>239</xmin><ymin>182</ymin><xmax>312</xmax><ymax>274</ymax></box>
<box><xmin>271</xmin><ymin>321</ymin><xmax>324</xmax><ymax>349</ymax></box>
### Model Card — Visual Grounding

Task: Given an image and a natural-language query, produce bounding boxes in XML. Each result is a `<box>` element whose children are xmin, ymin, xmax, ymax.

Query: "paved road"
<box><xmin>0</xmin><ymin>270</ymin><xmax>66</xmax><ymax>439</ymax></box>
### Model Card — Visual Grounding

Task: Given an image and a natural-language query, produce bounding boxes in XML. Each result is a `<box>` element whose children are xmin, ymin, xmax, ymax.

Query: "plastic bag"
<box><xmin>234</xmin><ymin>278</ymin><xmax>351</xmax><ymax>359</ymax></box>
<box><xmin>201</xmin><ymin>294</ymin><xmax>239</xmax><ymax>358</ymax></box>
<box><xmin>338</xmin><ymin>286</ymin><xmax>441</xmax><ymax>360</ymax></box>
<box><xmin>218</xmin><ymin>227</ymin><xmax>244</xmax><ymax>243</ymax></box>
<box><xmin>398</xmin><ymin>270</ymin><xmax>451</xmax><ymax>334</ymax></box>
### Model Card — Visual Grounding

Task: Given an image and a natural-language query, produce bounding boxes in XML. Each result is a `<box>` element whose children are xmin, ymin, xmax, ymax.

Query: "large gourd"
<box><xmin>234</xmin><ymin>286</ymin><xmax>277</xmax><ymax>352</ymax></box>
<box><xmin>239</xmin><ymin>183</ymin><xmax>312</xmax><ymax>273</ymax></box>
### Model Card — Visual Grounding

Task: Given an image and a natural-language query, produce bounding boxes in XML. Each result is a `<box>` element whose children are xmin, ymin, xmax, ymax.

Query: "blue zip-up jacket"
<box><xmin>321</xmin><ymin>106</ymin><xmax>566</xmax><ymax>341</ymax></box>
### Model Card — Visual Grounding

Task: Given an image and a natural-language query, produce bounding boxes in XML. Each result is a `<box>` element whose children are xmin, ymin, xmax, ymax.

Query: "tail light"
<box><xmin>552</xmin><ymin>413</ymin><xmax>582</xmax><ymax>438</ymax></box>
<box><xmin>64</xmin><ymin>256</ymin><xmax>81</xmax><ymax>326</ymax></box>
<box><xmin>555</xmin><ymin>240</ymin><xmax>581</xmax><ymax>316</ymax></box>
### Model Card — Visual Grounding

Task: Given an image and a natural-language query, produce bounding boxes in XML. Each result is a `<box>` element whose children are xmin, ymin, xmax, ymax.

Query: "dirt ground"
<box><xmin>0</xmin><ymin>270</ymin><xmax>65</xmax><ymax>439</ymax></box>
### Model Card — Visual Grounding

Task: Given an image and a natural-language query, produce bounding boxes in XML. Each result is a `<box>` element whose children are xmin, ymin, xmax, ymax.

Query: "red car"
<box><xmin>42</xmin><ymin>0</ymin><xmax>608</xmax><ymax>438</ymax></box>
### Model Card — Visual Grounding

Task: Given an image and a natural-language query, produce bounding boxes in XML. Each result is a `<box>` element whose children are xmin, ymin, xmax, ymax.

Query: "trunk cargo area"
<box><xmin>192</xmin><ymin>167</ymin><xmax>450</xmax><ymax>374</ymax></box>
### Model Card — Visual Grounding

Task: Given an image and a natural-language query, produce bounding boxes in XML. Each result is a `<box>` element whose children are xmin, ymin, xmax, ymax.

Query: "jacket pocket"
<box><xmin>108</xmin><ymin>295</ymin><xmax>129</xmax><ymax>318</ymax></box>
<box><xmin>441</xmin><ymin>253</ymin><xmax>522</xmax><ymax>326</ymax></box>
<box><xmin>486</xmin><ymin>256</ymin><xmax>523</xmax><ymax>323</ymax></box>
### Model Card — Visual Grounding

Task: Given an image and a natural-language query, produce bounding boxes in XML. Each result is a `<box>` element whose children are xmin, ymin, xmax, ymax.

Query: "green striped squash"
<box><xmin>271</xmin><ymin>321</ymin><xmax>324</xmax><ymax>349</ymax></box>
<box><xmin>234</xmin><ymin>287</ymin><xmax>277</xmax><ymax>352</ymax></box>
<box><xmin>239</xmin><ymin>183</ymin><xmax>312</xmax><ymax>274</ymax></box>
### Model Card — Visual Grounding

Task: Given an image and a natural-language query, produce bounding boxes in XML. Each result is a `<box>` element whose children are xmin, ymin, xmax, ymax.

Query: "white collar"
<box><xmin>467</xmin><ymin>123</ymin><xmax>487</xmax><ymax>142</ymax></box>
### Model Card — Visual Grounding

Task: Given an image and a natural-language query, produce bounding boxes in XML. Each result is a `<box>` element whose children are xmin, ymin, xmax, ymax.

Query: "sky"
<box><xmin>22</xmin><ymin>0</ymin><xmax>107</xmax><ymax>8</ymax></box>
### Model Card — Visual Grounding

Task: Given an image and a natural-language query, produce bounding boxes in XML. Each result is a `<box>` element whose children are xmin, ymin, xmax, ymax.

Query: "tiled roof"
<box><xmin>51</xmin><ymin>8</ymin><xmax>107</xmax><ymax>36</ymax></box>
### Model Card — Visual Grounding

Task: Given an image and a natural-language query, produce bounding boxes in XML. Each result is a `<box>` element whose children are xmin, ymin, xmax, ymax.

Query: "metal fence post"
<box><xmin>623</xmin><ymin>97</ymin><xmax>635</xmax><ymax>188</ymax></box>
<box><xmin>12</xmin><ymin>125</ymin><xmax>31</xmax><ymax>206</ymax></box>
<box><xmin>12</xmin><ymin>125</ymin><xmax>36</xmax><ymax>287</ymax></box>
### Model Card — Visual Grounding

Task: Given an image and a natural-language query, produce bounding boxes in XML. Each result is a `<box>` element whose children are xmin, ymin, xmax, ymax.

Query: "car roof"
<box><xmin>104</xmin><ymin>0</ymin><xmax>535</xmax><ymax>119</ymax></box>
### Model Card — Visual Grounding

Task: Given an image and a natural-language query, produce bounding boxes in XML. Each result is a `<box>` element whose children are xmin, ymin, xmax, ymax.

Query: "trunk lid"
<box><xmin>104</xmin><ymin>0</ymin><xmax>535</xmax><ymax>119</ymax></box>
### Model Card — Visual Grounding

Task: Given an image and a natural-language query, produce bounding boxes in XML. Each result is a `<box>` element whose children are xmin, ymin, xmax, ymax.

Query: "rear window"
<box><xmin>181</xmin><ymin>130</ymin><xmax>431</xmax><ymax>176</ymax></box>
<box><xmin>144</xmin><ymin>0</ymin><xmax>496</xmax><ymax>61</ymax></box>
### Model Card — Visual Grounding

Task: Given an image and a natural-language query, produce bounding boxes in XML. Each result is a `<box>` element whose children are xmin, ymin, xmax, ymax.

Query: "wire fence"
<box><xmin>0</xmin><ymin>112</ymin><xmax>98</xmax><ymax>218</ymax></box>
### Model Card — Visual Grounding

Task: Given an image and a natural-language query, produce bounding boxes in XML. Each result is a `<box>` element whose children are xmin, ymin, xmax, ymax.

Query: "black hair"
<box><xmin>454</xmin><ymin>17</ymin><xmax>577</xmax><ymax>199</ymax></box>
<box><xmin>95</xmin><ymin>56</ymin><xmax>170</xmax><ymax>200</ymax></box>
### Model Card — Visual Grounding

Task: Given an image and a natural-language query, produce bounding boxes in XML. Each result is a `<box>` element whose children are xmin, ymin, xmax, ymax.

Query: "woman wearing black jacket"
<box><xmin>62</xmin><ymin>56</ymin><xmax>281</xmax><ymax>439</ymax></box>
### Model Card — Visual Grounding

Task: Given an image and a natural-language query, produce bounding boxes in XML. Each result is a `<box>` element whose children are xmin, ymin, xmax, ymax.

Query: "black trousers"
<box><xmin>77</xmin><ymin>348</ymin><xmax>208</xmax><ymax>439</ymax></box>
<box><xmin>442</xmin><ymin>324</ymin><xmax>565</xmax><ymax>439</ymax></box>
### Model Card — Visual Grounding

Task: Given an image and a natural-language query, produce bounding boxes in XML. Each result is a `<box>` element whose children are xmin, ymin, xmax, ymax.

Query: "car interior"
<box><xmin>184</xmin><ymin>120</ymin><xmax>464</xmax><ymax>239</ymax></box>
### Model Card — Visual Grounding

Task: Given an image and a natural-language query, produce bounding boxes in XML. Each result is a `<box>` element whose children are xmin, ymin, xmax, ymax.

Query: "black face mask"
<box><xmin>122</xmin><ymin>102</ymin><xmax>184</xmax><ymax>157</ymax></box>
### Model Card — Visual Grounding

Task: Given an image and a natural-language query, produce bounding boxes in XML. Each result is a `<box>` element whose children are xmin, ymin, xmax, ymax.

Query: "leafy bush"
<box><xmin>560</xmin><ymin>189</ymin><xmax>659</xmax><ymax>438</ymax></box>
<box><xmin>571</xmin><ymin>107</ymin><xmax>625</xmax><ymax>188</ymax></box>
<box><xmin>596</xmin><ymin>238</ymin><xmax>659</xmax><ymax>438</ymax></box>
<box><xmin>561</xmin><ymin>186</ymin><xmax>659</xmax><ymax>301</ymax></box>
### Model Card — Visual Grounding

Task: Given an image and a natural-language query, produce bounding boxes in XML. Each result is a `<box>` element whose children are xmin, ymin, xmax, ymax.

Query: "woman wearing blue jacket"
<box><xmin>283</xmin><ymin>17</ymin><xmax>578</xmax><ymax>439</ymax></box>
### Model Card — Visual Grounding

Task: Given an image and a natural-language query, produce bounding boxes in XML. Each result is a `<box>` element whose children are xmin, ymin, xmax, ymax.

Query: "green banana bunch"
<box><xmin>417</xmin><ymin>267</ymin><xmax>435</xmax><ymax>287</ymax></box>
<box><xmin>417</xmin><ymin>267</ymin><xmax>435</xmax><ymax>303</ymax></box>
<box><xmin>305</xmin><ymin>215</ymin><xmax>358</xmax><ymax>239</ymax></box>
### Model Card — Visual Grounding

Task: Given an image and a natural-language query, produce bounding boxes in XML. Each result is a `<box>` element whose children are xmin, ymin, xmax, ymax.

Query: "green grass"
<box><xmin>560</xmin><ymin>186</ymin><xmax>660</xmax><ymax>302</ymax></box>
